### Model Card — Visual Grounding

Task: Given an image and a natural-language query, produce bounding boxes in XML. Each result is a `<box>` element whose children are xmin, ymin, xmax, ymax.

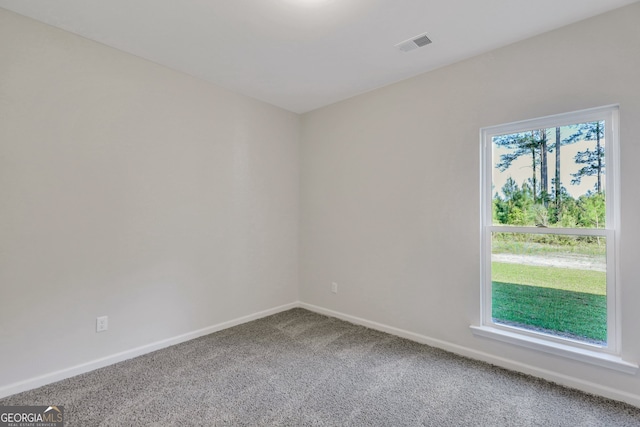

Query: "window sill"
<box><xmin>470</xmin><ymin>325</ymin><xmax>638</xmax><ymax>375</ymax></box>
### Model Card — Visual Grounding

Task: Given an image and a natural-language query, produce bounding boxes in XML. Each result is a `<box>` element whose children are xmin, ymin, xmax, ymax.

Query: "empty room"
<box><xmin>2</xmin><ymin>0</ymin><xmax>640</xmax><ymax>425</ymax></box>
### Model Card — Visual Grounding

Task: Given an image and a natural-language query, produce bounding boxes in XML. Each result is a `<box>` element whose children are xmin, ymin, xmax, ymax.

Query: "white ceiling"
<box><xmin>1</xmin><ymin>0</ymin><xmax>637</xmax><ymax>113</ymax></box>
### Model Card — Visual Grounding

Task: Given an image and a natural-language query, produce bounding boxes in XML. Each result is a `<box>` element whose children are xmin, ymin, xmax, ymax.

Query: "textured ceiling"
<box><xmin>1</xmin><ymin>0</ymin><xmax>637</xmax><ymax>113</ymax></box>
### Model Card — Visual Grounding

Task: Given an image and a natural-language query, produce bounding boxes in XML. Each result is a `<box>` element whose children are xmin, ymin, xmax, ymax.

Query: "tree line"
<box><xmin>493</xmin><ymin>121</ymin><xmax>605</xmax><ymax>229</ymax></box>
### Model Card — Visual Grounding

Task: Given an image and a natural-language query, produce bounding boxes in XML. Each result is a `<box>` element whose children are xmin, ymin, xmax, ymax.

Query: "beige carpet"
<box><xmin>2</xmin><ymin>308</ymin><xmax>639</xmax><ymax>426</ymax></box>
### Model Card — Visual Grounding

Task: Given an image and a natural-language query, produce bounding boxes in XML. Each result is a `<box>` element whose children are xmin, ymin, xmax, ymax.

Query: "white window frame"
<box><xmin>471</xmin><ymin>105</ymin><xmax>637</xmax><ymax>374</ymax></box>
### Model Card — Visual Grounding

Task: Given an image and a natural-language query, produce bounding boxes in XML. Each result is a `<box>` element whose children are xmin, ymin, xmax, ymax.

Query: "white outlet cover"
<box><xmin>96</xmin><ymin>316</ymin><xmax>108</xmax><ymax>332</ymax></box>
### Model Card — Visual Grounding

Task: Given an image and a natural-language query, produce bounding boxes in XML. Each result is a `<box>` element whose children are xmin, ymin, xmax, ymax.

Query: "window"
<box><xmin>472</xmin><ymin>106</ymin><xmax>636</xmax><ymax>373</ymax></box>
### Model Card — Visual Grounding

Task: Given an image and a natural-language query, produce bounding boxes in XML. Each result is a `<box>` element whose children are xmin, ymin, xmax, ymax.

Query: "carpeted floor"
<box><xmin>2</xmin><ymin>308</ymin><xmax>640</xmax><ymax>426</ymax></box>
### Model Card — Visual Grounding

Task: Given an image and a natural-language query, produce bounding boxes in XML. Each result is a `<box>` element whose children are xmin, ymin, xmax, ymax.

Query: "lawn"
<box><xmin>492</xmin><ymin>262</ymin><xmax>606</xmax><ymax>295</ymax></box>
<box><xmin>492</xmin><ymin>262</ymin><xmax>607</xmax><ymax>343</ymax></box>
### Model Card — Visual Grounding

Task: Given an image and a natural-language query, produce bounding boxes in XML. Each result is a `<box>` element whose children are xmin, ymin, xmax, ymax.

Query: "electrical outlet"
<box><xmin>96</xmin><ymin>316</ymin><xmax>108</xmax><ymax>332</ymax></box>
<box><xmin>331</xmin><ymin>282</ymin><xmax>338</xmax><ymax>294</ymax></box>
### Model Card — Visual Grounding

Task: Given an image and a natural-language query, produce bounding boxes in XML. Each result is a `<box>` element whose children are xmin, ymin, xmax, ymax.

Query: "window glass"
<box><xmin>481</xmin><ymin>106</ymin><xmax>617</xmax><ymax>352</ymax></box>
<box><xmin>491</xmin><ymin>122</ymin><xmax>606</xmax><ymax>228</ymax></box>
<box><xmin>491</xmin><ymin>232</ymin><xmax>606</xmax><ymax>345</ymax></box>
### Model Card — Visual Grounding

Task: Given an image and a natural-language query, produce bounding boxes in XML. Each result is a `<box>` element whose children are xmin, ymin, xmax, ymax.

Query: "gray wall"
<box><xmin>300</xmin><ymin>3</ymin><xmax>640</xmax><ymax>402</ymax></box>
<box><xmin>0</xmin><ymin>9</ymin><xmax>299</xmax><ymax>388</ymax></box>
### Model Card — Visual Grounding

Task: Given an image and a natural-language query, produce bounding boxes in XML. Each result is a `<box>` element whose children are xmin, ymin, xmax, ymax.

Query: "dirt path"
<box><xmin>492</xmin><ymin>253</ymin><xmax>606</xmax><ymax>272</ymax></box>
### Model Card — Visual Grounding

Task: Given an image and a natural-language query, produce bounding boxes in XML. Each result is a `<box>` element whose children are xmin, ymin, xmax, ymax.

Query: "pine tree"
<box><xmin>566</xmin><ymin>121</ymin><xmax>605</xmax><ymax>193</ymax></box>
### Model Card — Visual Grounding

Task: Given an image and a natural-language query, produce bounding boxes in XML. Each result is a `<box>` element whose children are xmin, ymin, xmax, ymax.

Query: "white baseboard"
<box><xmin>4</xmin><ymin>300</ymin><xmax>639</xmax><ymax>408</ymax></box>
<box><xmin>299</xmin><ymin>302</ymin><xmax>640</xmax><ymax>408</ymax></box>
<box><xmin>0</xmin><ymin>302</ymin><xmax>298</xmax><ymax>399</ymax></box>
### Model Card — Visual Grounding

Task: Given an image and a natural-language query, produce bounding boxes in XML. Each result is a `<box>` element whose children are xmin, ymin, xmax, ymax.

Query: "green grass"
<box><xmin>492</xmin><ymin>262</ymin><xmax>607</xmax><ymax>343</ymax></box>
<box><xmin>492</xmin><ymin>262</ymin><xmax>606</xmax><ymax>295</ymax></box>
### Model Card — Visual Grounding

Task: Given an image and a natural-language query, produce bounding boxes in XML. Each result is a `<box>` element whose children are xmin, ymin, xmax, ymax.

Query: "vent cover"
<box><xmin>395</xmin><ymin>33</ymin><xmax>432</xmax><ymax>52</ymax></box>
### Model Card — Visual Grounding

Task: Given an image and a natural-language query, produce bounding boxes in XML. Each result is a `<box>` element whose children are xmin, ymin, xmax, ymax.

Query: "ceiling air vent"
<box><xmin>395</xmin><ymin>33</ymin><xmax>432</xmax><ymax>52</ymax></box>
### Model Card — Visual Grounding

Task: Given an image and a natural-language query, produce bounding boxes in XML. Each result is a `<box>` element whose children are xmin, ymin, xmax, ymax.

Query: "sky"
<box><xmin>492</xmin><ymin>129</ymin><xmax>603</xmax><ymax>200</ymax></box>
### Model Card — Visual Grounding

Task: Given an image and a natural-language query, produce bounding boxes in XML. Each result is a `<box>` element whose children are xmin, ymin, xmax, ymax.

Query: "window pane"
<box><xmin>491</xmin><ymin>232</ymin><xmax>606</xmax><ymax>345</ymax></box>
<box><xmin>492</xmin><ymin>122</ymin><xmax>606</xmax><ymax>228</ymax></box>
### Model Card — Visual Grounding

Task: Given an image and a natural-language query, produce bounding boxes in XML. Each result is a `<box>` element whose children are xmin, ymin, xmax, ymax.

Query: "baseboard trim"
<box><xmin>5</xmin><ymin>301</ymin><xmax>639</xmax><ymax>407</ymax></box>
<box><xmin>299</xmin><ymin>302</ymin><xmax>640</xmax><ymax>408</ymax></box>
<box><xmin>0</xmin><ymin>302</ymin><xmax>298</xmax><ymax>399</ymax></box>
